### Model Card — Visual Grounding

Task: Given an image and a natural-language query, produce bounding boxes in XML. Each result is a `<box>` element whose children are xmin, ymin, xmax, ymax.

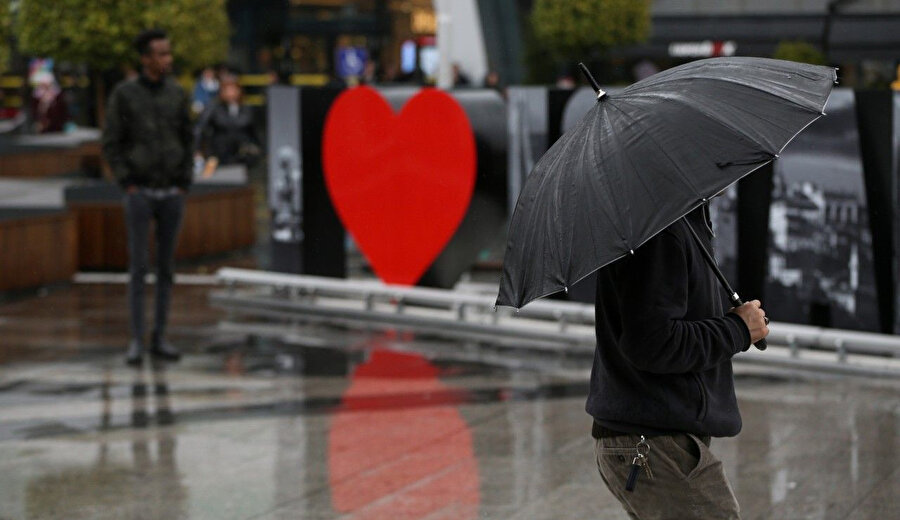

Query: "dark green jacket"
<box><xmin>102</xmin><ymin>75</ymin><xmax>193</xmax><ymax>190</ymax></box>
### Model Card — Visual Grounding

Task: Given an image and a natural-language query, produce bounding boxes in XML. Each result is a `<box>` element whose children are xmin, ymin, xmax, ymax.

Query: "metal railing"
<box><xmin>212</xmin><ymin>268</ymin><xmax>900</xmax><ymax>378</ymax></box>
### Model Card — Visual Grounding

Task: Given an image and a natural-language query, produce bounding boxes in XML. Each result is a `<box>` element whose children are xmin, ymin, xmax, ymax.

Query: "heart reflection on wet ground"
<box><xmin>329</xmin><ymin>344</ymin><xmax>479</xmax><ymax>519</ymax></box>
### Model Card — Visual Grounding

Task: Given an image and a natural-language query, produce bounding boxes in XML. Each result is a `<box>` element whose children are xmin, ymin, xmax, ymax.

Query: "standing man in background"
<box><xmin>102</xmin><ymin>29</ymin><xmax>193</xmax><ymax>366</ymax></box>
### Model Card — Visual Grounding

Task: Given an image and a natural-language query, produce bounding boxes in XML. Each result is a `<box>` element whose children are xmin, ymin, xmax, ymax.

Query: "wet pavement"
<box><xmin>1</xmin><ymin>283</ymin><xmax>899</xmax><ymax>519</ymax></box>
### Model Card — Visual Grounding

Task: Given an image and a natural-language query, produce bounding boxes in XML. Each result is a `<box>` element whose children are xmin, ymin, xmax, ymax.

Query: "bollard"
<box><xmin>787</xmin><ymin>334</ymin><xmax>798</xmax><ymax>358</ymax></box>
<box><xmin>455</xmin><ymin>303</ymin><xmax>466</xmax><ymax>321</ymax></box>
<box><xmin>836</xmin><ymin>338</ymin><xmax>847</xmax><ymax>363</ymax></box>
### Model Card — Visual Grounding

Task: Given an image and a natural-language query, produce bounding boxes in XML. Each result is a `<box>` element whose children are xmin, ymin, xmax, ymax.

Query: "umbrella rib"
<box><xmin>565</xmin><ymin>124</ymin><xmax>591</xmax><ymax>283</ymax></box>
<box><xmin>562</xmin><ymin>110</ymin><xmax>609</xmax><ymax>284</ymax></box>
<box><xmin>623</xmin><ymin>91</ymin><xmax>781</xmax><ymax>155</ymax></box>
<box><xmin>606</xmin><ymin>101</ymin><xmax>702</xmax><ymax>200</ymax></box>
<box><xmin>596</xmin><ymin>103</ymin><xmax>638</xmax><ymax>247</ymax></box>
<box><xmin>526</xmin><ymin>122</ymin><xmax>586</xmax><ymax>295</ymax></box>
<box><xmin>551</xmin><ymin>126</ymin><xmax>588</xmax><ymax>286</ymax></box>
<box><xmin>700</xmin><ymin>91</ymin><xmax>803</xmax><ymax>143</ymax></box>
<box><xmin>509</xmin><ymin>140</ymin><xmax>561</xmax><ymax>303</ymax></box>
<box><xmin>548</xmin><ymin>106</ymin><xmax>611</xmax><ymax>288</ymax></box>
<box><xmin>626</xmin><ymin>74</ymin><xmax>827</xmax><ymax>115</ymax></box>
<box><xmin>523</xmin><ymin>198</ymin><xmax>710</xmax><ymax>307</ymax></box>
<box><xmin>557</xmin><ymin>131</ymin><xmax>581</xmax><ymax>287</ymax></box>
<box><xmin>572</xmin><ymin>108</ymin><xmax>624</xmax><ymax>281</ymax></box>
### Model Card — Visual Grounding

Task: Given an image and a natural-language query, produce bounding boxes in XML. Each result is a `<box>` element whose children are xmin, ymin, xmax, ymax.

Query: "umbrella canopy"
<box><xmin>496</xmin><ymin>57</ymin><xmax>837</xmax><ymax>309</ymax></box>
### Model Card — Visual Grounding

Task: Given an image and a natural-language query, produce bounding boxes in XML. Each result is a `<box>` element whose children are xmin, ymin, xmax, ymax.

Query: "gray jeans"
<box><xmin>124</xmin><ymin>191</ymin><xmax>184</xmax><ymax>346</ymax></box>
<box><xmin>594</xmin><ymin>433</ymin><xmax>740</xmax><ymax>520</ymax></box>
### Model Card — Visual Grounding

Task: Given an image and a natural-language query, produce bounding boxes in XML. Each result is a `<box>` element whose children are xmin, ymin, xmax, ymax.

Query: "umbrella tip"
<box><xmin>578</xmin><ymin>62</ymin><xmax>604</xmax><ymax>98</ymax></box>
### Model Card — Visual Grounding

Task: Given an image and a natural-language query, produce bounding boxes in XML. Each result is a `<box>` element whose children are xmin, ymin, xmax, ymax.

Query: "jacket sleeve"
<box><xmin>101</xmin><ymin>87</ymin><xmax>132</xmax><ymax>188</ymax></box>
<box><xmin>176</xmin><ymin>90</ymin><xmax>195</xmax><ymax>190</ymax></box>
<box><xmin>611</xmin><ymin>230</ymin><xmax>750</xmax><ymax>374</ymax></box>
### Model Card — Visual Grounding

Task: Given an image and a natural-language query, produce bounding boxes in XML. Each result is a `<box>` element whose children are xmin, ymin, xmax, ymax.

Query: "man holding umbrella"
<box><xmin>495</xmin><ymin>57</ymin><xmax>836</xmax><ymax>519</ymax></box>
<box><xmin>588</xmin><ymin>201</ymin><xmax>768</xmax><ymax>518</ymax></box>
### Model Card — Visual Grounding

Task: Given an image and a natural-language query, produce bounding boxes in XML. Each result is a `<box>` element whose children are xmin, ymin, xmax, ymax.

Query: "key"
<box><xmin>636</xmin><ymin>435</ymin><xmax>652</xmax><ymax>479</ymax></box>
<box><xmin>643</xmin><ymin>453</ymin><xmax>653</xmax><ymax>480</ymax></box>
<box><xmin>625</xmin><ymin>455</ymin><xmax>643</xmax><ymax>492</ymax></box>
<box><xmin>625</xmin><ymin>435</ymin><xmax>653</xmax><ymax>492</ymax></box>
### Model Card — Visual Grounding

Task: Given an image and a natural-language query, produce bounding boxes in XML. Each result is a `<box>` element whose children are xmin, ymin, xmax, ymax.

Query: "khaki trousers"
<box><xmin>594</xmin><ymin>433</ymin><xmax>740</xmax><ymax>519</ymax></box>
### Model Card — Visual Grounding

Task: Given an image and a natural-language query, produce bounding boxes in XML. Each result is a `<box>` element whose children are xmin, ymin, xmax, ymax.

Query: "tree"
<box><xmin>15</xmin><ymin>0</ymin><xmax>229</xmax><ymax>124</ymax></box>
<box><xmin>773</xmin><ymin>41</ymin><xmax>827</xmax><ymax>66</ymax></box>
<box><xmin>0</xmin><ymin>0</ymin><xmax>10</xmax><ymax>74</ymax></box>
<box><xmin>149</xmin><ymin>0</ymin><xmax>231</xmax><ymax>72</ymax></box>
<box><xmin>530</xmin><ymin>0</ymin><xmax>651</xmax><ymax>65</ymax></box>
<box><xmin>15</xmin><ymin>0</ymin><xmax>229</xmax><ymax>74</ymax></box>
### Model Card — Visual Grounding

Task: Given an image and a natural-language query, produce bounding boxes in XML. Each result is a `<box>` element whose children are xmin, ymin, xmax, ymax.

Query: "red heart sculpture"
<box><xmin>323</xmin><ymin>86</ymin><xmax>476</xmax><ymax>285</ymax></box>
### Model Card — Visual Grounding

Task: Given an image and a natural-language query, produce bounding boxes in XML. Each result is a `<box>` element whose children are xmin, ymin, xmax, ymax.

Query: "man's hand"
<box><xmin>730</xmin><ymin>300</ymin><xmax>769</xmax><ymax>344</ymax></box>
<box><xmin>126</xmin><ymin>185</ymin><xmax>138</xmax><ymax>194</ymax></box>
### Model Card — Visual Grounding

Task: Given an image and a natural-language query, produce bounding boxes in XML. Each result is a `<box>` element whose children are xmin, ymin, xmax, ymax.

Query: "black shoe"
<box><xmin>150</xmin><ymin>340</ymin><xmax>181</xmax><ymax>361</ymax></box>
<box><xmin>126</xmin><ymin>340</ymin><xmax>144</xmax><ymax>366</ymax></box>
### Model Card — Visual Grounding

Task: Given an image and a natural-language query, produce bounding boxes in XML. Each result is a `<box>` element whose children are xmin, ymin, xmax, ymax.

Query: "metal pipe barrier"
<box><xmin>213</xmin><ymin>268</ymin><xmax>900</xmax><ymax>378</ymax></box>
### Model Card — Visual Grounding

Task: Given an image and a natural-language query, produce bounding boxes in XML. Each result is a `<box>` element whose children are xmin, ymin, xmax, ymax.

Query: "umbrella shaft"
<box><xmin>684</xmin><ymin>216</ymin><xmax>768</xmax><ymax>351</ymax></box>
<box><xmin>682</xmin><ymin>216</ymin><xmax>736</xmax><ymax>298</ymax></box>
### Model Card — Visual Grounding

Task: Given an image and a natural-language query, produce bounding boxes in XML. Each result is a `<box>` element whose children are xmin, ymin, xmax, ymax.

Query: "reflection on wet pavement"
<box><xmin>0</xmin><ymin>284</ymin><xmax>898</xmax><ymax>519</ymax></box>
<box><xmin>329</xmin><ymin>346</ymin><xmax>479</xmax><ymax>519</ymax></box>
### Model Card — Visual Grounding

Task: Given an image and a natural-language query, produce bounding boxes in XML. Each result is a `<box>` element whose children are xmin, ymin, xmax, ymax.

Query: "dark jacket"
<box><xmin>30</xmin><ymin>91</ymin><xmax>69</xmax><ymax>133</ymax></box>
<box><xmin>194</xmin><ymin>101</ymin><xmax>259</xmax><ymax>165</ymax></box>
<box><xmin>586</xmin><ymin>205</ymin><xmax>751</xmax><ymax>438</ymax></box>
<box><xmin>102</xmin><ymin>76</ymin><xmax>193</xmax><ymax>190</ymax></box>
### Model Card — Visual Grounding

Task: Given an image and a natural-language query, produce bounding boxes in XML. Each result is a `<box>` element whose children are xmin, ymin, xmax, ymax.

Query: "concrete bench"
<box><xmin>0</xmin><ymin>129</ymin><xmax>102</xmax><ymax>178</ymax></box>
<box><xmin>65</xmin><ymin>183</ymin><xmax>256</xmax><ymax>270</ymax></box>
<box><xmin>0</xmin><ymin>208</ymin><xmax>77</xmax><ymax>291</ymax></box>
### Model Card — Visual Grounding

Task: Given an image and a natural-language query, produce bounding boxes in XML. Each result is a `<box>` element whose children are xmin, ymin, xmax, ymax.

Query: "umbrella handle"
<box><xmin>729</xmin><ymin>294</ymin><xmax>769</xmax><ymax>351</ymax></box>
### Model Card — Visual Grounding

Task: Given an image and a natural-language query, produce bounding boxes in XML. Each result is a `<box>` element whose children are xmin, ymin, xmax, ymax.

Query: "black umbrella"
<box><xmin>496</xmin><ymin>57</ymin><xmax>837</xmax><ymax>349</ymax></box>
